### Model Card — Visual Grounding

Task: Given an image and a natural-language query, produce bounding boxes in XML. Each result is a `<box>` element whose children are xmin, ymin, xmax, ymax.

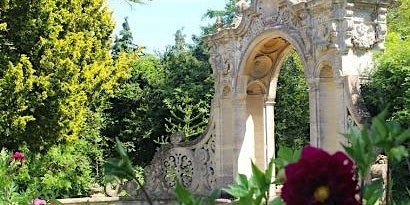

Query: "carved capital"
<box><xmin>307</xmin><ymin>78</ymin><xmax>320</xmax><ymax>92</ymax></box>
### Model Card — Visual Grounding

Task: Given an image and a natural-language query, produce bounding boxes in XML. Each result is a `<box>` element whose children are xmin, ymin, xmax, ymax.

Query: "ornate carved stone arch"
<box><xmin>136</xmin><ymin>0</ymin><xmax>388</xmax><ymax>200</ymax></box>
<box><xmin>205</xmin><ymin>0</ymin><xmax>388</xmax><ymax>188</ymax></box>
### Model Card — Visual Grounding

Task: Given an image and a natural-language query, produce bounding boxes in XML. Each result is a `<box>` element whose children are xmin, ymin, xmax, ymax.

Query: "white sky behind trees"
<box><xmin>107</xmin><ymin>0</ymin><xmax>226</xmax><ymax>53</ymax></box>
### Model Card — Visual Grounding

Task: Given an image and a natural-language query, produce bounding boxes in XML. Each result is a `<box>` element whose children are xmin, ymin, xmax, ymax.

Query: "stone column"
<box><xmin>215</xmin><ymin>93</ymin><xmax>235</xmax><ymax>187</ymax></box>
<box><xmin>318</xmin><ymin>73</ymin><xmax>338</xmax><ymax>153</ymax></box>
<box><xmin>308</xmin><ymin>78</ymin><xmax>320</xmax><ymax>147</ymax></box>
<box><xmin>264</xmin><ymin>97</ymin><xmax>276</xmax><ymax>198</ymax></box>
<box><xmin>334</xmin><ymin>76</ymin><xmax>348</xmax><ymax>150</ymax></box>
<box><xmin>232</xmin><ymin>93</ymin><xmax>247</xmax><ymax>179</ymax></box>
<box><xmin>264</xmin><ymin>97</ymin><xmax>275</xmax><ymax>167</ymax></box>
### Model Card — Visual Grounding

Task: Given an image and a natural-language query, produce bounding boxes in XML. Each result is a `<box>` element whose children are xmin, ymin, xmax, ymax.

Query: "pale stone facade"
<box><xmin>134</xmin><ymin>0</ymin><xmax>389</xmax><ymax>200</ymax></box>
<box><xmin>205</xmin><ymin>0</ymin><xmax>387</xmax><ymax>188</ymax></box>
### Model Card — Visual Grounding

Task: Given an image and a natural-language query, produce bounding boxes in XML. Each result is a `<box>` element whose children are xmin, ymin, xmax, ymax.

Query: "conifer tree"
<box><xmin>161</xmin><ymin>29</ymin><xmax>213</xmax><ymax>140</ymax></box>
<box><xmin>112</xmin><ymin>17</ymin><xmax>136</xmax><ymax>58</ymax></box>
<box><xmin>0</xmin><ymin>0</ymin><xmax>132</xmax><ymax>151</ymax></box>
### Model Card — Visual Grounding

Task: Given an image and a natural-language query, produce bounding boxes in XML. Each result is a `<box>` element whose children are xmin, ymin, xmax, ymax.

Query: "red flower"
<box><xmin>281</xmin><ymin>146</ymin><xmax>360</xmax><ymax>205</ymax></box>
<box><xmin>12</xmin><ymin>152</ymin><xmax>25</xmax><ymax>163</ymax></box>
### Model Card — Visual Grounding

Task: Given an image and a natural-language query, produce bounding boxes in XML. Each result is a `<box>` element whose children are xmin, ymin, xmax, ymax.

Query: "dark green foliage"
<box><xmin>386</xmin><ymin>0</ymin><xmax>410</xmax><ymax>39</ymax></box>
<box><xmin>361</xmin><ymin>2</ymin><xmax>410</xmax><ymax>201</ymax></box>
<box><xmin>1</xmin><ymin>142</ymin><xmax>98</xmax><ymax>200</ymax></box>
<box><xmin>202</xmin><ymin>0</ymin><xmax>239</xmax><ymax>34</ymax></box>
<box><xmin>104</xmin><ymin>54</ymin><xmax>166</xmax><ymax>164</ymax></box>
<box><xmin>161</xmin><ymin>29</ymin><xmax>214</xmax><ymax>140</ymax></box>
<box><xmin>361</xmin><ymin>34</ymin><xmax>410</xmax><ymax>127</ymax></box>
<box><xmin>275</xmin><ymin>50</ymin><xmax>310</xmax><ymax>150</ymax></box>
<box><xmin>343</xmin><ymin>111</ymin><xmax>410</xmax><ymax>204</ymax></box>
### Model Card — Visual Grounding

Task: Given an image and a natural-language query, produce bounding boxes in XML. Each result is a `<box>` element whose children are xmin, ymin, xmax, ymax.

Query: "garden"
<box><xmin>0</xmin><ymin>0</ymin><xmax>409</xmax><ymax>204</ymax></box>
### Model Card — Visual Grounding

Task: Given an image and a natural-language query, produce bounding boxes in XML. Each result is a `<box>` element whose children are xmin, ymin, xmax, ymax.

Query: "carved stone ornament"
<box><xmin>170</xmin><ymin>132</ymin><xmax>184</xmax><ymax>144</ymax></box>
<box><xmin>251</xmin><ymin>55</ymin><xmax>273</xmax><ymax>79</ymax></box>
<box><xmin>135</xmin><ymin>120</ymin><xmax>216</xmax><ymax>199</ymax></box>
<box><xmin>235</xmin><ymin>0</ymin><xmax>250</xmax><ymax>14</ymax></box>
<box><xmin>370</xmin><ymin>155</ymin><xmax>388</xmax><ymax>203</ymax></box>
<box><xmin>273</xmin><ymin>7</ymin><xmax>302</xmax><ymax>29</ymax></box>
<box><xmin>352</xmin><ymin>23</ymin><xmax>376</xmax><ymax>49</ymax></box>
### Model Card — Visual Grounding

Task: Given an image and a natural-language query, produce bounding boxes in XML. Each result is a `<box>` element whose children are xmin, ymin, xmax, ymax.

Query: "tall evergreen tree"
<box><xmin>0</xmin><ymin>0</ymin><xmax>132</xmax><ymax>152</ymax></box>
<box><xmin>161</xmin><ymin>29</ymin><xmax>214</xmax><ymax>140</ymax></box>
<box><xmin>174</xmin><ymin>28</ymin><xmax>186</xmax><ymax>51</ymax></box>
<box><xmin>112</xmin><ymin>17</ymin><xmax>136</xmax><ymax>58</ymax></box>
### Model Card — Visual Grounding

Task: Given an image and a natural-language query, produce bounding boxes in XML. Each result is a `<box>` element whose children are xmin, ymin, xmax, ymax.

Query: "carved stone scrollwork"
<box><xmin>135</xmin><ymin>119</ymin><xmax>216</xmax><ymax>199</ymax></box>
<box><xmin>164</xmin><ymin>150</ymin><xmax>194</xmax><ymax>188</ymax></box>
<box><xmin>231</xmin><ymin>0</ymin><xmax>250</xmax><ymax>28</ymax></box>
<box><xmin>314</xmin><ymin>12</ymin><xmax>332</xmax><ymax>51</ymax></box>
<box><xmin>270</xmin><ymin>5</ymin><xmax>302</xmax><ymax>29</ymax></box>
<box><xmin>351</xmin><ymin>23</ymin><xmax>376</xmax><ymax>49</ymax></box>
<box><xmin>219</xmin><ymin>52</ymin><xmax>234</xmax><ymax>97</ymax></box>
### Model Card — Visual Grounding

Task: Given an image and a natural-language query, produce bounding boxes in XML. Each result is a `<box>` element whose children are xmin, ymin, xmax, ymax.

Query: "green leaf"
<box><xmin>223</xmin><ymin>185</ymin><xmax>249</xmax><ymax>198</ymax></box>
<box><xmin>250</xmin><ymin>161</ymin><xmax>265</xmax><ymax>188</ymax></box>
<box><xmin>389</xmin><ymin>146</ymin><xmax>409</xmax><ymax>162</ymax></box>
<box><xmin>175</xmin><ymin>181</ymin><xmax>193</xmax><ymax>205</ymax></box>
<box><xmin>395</xmin><ymin>129</ymin><xmax>410</xmax><ymax>144</ymax></box>
<box><xmin>364</xmin><ymin>179</ymin><xmax>384</xmax><ymax>205</ymax></box>
<box><xmin>269</xmin><ymin>197</ymin><xmax>285</xmax><ymax>205</ymax></box>
<box><xmin>265</xmin><ymin>158</ymin><xmax>275</xmax><ymax>184</ymax></box>
<box><xmin>236</xmin><ymin>174</ymin><xmax>249</xmax><ymax>188</ymax></box>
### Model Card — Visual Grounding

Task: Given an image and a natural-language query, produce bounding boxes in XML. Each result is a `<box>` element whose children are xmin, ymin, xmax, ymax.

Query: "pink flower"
<box><xmin>32</xmin><ymin>198</ymin><xmax>46</xmax><ymax>205</ymax></box>
<box><xmin>12</xmin><ymin>152</ymin><xmax>25</xmax><ymax>163</ymax></box>
<box><xmin>281</xmin><ymin>146</ymin><xmax>360</xmax><ymax>205</ymax></box>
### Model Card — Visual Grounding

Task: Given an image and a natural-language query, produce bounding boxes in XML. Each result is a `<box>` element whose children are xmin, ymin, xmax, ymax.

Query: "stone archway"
<box><xmin>136</xmin><ymin>0</ymin><xmax>389</xmax><ymax>200</ymax></box>
<box><xmin>205</xmin><ymin>0</ymin><xmax>388</xmax><ymax>188</ymax></box>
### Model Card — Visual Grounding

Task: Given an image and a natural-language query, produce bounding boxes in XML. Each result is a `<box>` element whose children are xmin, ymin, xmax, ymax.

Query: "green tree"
<box><xmin>275</xmin><ymin>50</ymin><xmax>310</xmax><ymax>150</ymax></box>
<box><xmin>160</xmin><ymin>29</ymin><xmax>214</xmax><ymax>140</ymax></box>
<box><xmin>112</xmin><ymin>17</ymin><xmax>136</xmax><ymax>58</ymax></box>
<box><xmin>0</xmin><ymin>0</ymin><xmax>131</xmax><ymax>151</ymax></box>
<box><xmin>361</xmin><ymin>0</ymin><xmax>410</xmax><ymax>201</ymax></box>
<box><xmin>104</xmin><ymin>54</ymin><xmax>167</xmax><ymax>163</ymax></box>
<box><xmin>174</xmin><ymin>28</ymin><xmax>186</xmax><ymax>51</ymax></box>
<box><xmin>202</xmin><ymin>0</ymin><xmax>239</xmax><ymax>34</ymax></box>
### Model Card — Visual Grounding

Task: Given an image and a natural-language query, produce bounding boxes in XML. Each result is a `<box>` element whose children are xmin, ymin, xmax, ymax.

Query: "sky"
<box><xmin>107</xmin><ymin>0</ymin><xmax>227</xmax><ymax>53</ymax></box>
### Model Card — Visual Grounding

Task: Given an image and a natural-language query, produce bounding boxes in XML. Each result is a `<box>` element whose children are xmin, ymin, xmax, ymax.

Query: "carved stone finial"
<box><xmin>370</xmin><ymin>155</ymin><xmax>388</xmax><ymax>203</ymax></box>
<box><xmin>215</xmin><ymin>16</ymin><xmax>223</xmax><ymax>31</ymax></box>
<box><xmin>235</xmin><ymin>0</ymin><xmax>250</xmax><ymax>14</ymax></box>
<box><xmin>170</xmin><ymin>132</ymin><xmax>184</xmax><ymax>144</ymax></box>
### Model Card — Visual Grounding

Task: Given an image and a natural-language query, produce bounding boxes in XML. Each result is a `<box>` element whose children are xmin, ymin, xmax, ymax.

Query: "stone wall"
<box><xmin>58</xmin><ymin>197</ymin><xmax>232</xmax><ymax>205</ymax></box>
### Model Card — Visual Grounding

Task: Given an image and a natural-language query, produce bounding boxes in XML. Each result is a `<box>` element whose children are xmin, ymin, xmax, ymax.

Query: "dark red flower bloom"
<box><xmin>12</xmin><ymin>152</ymin><xmax>25</xmax><ymax>163</ymax></box>
<box><xmin>281</xmin><ymin>146</ymin><xmax>360</xmax><ymax>205</ymax></box>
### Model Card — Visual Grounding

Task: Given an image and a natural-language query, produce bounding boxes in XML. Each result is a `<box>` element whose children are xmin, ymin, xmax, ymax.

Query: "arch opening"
<box><xmin>238</xmin><ymin>36</ymin><xmax>310</xmax><ymax>176</ymax></box>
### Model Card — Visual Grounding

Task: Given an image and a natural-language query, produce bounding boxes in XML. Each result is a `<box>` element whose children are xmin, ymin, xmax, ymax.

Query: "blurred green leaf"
<box><xmin>364</xmin><ymin>179</ymin><xmax>384</xmax><ymax>205</ymax></box>
<box><xmin>269</xmin><ymin>197</ymin><xmax>285</xmax><ymax>205</ymax></box>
